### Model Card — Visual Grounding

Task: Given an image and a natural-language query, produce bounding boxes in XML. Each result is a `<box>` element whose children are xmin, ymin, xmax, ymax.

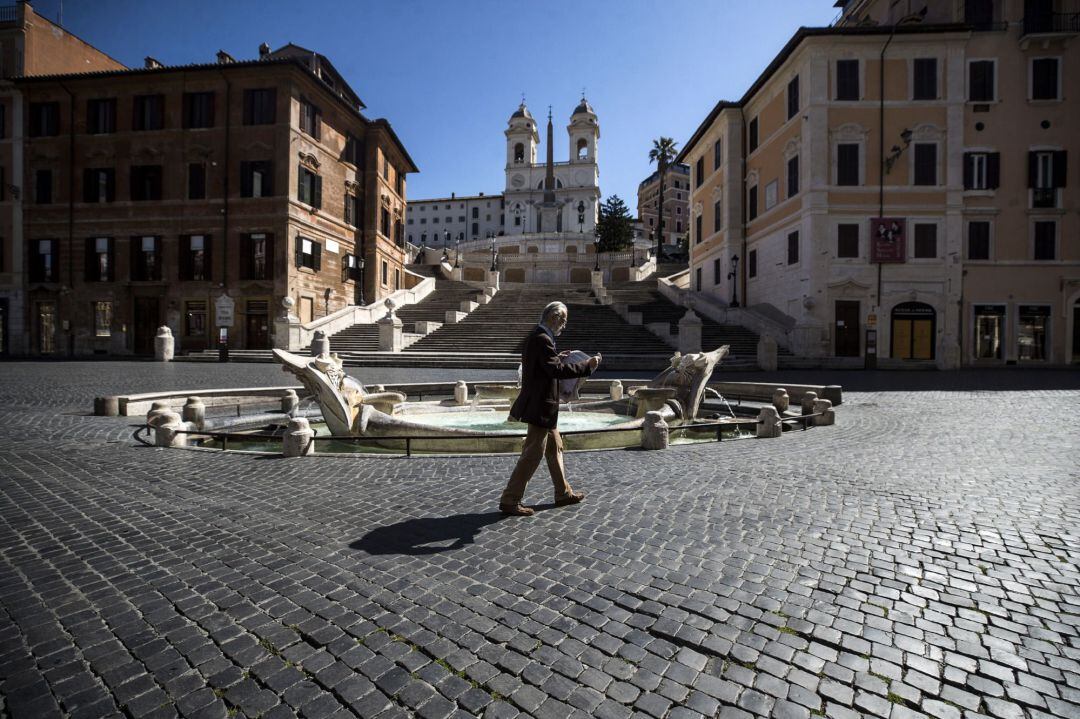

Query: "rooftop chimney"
<box><xmin>258</xmin><ymin>42</ymin><xmax>270</xmax><ymax>58</ymax></box>
<box><xmin>144</xmin><ymin>56</ymin><xmax>163</xmax><ymax>69</ymax></box>
<box><xmin>216</xmin><ymin>50</ymin><xmax>235</xmax><ymax>64</ymax></box>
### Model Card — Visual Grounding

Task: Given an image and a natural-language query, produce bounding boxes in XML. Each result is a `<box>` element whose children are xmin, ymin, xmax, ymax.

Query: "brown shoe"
<box><xmin>499</xmin><ymin>503</ymin><xmax>535</xmax><ymax>516</ymax></box>
<box><xmin>554</xmin><ymin>491</ymin><xmax>586</xmax><ymax>507</ymax></box>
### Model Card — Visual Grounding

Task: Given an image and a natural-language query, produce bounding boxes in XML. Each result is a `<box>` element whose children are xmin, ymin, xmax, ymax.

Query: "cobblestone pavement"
<box><xmin>0</xmin><ymin>363</ymin><xmax>1078</xmax><ymax>719</ymax></box>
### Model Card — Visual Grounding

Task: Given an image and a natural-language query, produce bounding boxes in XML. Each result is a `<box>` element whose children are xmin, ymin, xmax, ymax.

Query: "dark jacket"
<box><xmin>509</xmin><ymin>325</ymin><xmax>593</xmax><ymax>429</ymax></box>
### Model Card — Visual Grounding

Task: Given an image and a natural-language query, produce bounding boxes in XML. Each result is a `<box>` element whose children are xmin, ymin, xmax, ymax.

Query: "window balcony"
<box><xmin>1023</xmin><ymin>11</ymin><xmax>1080</xmax><ymax>35</ymax></box>
<box><xmin>1032</xmin><ymin>187</ymin><xmax>1057</xmax><ymax>208</ymax></box>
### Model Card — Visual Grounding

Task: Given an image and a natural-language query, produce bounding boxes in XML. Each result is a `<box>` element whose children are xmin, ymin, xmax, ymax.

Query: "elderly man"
<box><xmin>500</xmin><ymin>301</ymin><xmax>601</xmax><ymax>516</ymax></box>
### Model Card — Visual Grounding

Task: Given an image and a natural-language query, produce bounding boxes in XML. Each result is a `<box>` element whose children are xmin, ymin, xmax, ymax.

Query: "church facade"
<box><xmin>502</xmin><ymin>100</ymin><xmax>601</xmax><ymax>236</ymax></box>
<box><xmin>406</xmin><ymin>99</ymin><xmax>602</xmax><ymax>248</ymax></box>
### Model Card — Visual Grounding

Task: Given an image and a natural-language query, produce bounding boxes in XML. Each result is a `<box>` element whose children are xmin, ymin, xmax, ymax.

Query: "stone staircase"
<box><xmin>178</xmin><ymin>273</ymin><xmax>785</xmax><ymax>371</ymax></box>
<box><xmin>400</xmin><ymin>284</ymin><xmax>674</xmax><ymax>367</ymax></box>
<box><xmin>606</xmin><ymin>282</ymin><xmax>792</xmax><ymax>364</ymax></box>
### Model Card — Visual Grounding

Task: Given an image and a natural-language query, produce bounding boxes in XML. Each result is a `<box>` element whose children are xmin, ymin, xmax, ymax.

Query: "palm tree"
<box><xmin>648</xmin><ymin>137</ymin><xmax>679</xmax><ymax>260</ymax></box>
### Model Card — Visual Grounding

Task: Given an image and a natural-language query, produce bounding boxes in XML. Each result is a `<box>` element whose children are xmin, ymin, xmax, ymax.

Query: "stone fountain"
<box><xmin>272</xmin><ymin>345</ymin><xmax>731</xmax><ymax>451</ymax></box>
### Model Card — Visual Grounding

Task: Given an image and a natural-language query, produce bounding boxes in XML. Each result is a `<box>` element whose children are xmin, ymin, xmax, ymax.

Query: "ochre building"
<box><xmin>680</xmin><ymin>0</ymin><xmax>1078</xmax><ymax>367</ymax></box>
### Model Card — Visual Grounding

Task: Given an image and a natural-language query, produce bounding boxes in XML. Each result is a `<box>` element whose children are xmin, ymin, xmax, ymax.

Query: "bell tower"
<box><xmin>505</xmin><ymin>101</ymin><xmax>538</xmax><ymax>169</ymax></box>
<box><xmin>567</xmin><ymin>96</ymin><xmax>599</xmax><ymax>165</ymax></box>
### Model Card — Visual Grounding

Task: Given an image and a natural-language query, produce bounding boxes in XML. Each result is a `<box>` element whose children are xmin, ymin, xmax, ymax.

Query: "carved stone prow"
<box><xmin>646</xmin><ymin>345</ymin><xmax>730</xmax><ymax>420</ymax></box>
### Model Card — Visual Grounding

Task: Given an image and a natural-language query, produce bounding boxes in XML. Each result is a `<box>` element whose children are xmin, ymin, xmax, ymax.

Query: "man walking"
<box><xmin>500</xmin><ymin>301</ymin><xmax>601</xmax><ymax>516</ymax></box>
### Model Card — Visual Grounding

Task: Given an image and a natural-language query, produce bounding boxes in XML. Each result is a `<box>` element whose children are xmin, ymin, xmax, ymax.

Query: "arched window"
<box><xmin>576</xmin><ymin>138</ymin><xmax>588</xmax><ymax>160</ymax></box>
<box><xmin>420</xmin><ymin>233</ymin><xmax>427</xmax><ymax>243</ymax></box>
<box><xmin>514</xmin><ymin>143</ymin><xmax>524</xmax><ymax>163</ymax></box>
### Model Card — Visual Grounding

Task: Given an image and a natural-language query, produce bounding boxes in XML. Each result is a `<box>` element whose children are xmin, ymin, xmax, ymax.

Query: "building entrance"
<box><xmin>37</xmin><ymin>301</ymin><xmax>56</xmax><ymax>354</ymax></box>
<box><xmin>891</xmin><ymin>302</ymin><xmax>935</xmax><ymax>360</ymax></box>
<box><xmin>834</xmin><ymin>300</ymin><xmax>860</xmax><ymax>357</ymax></box>
<box><xmin>133</xmin><ymin>297</ymin><xmax>160</xmax><ymax>355</ymax></box>
<box><xmin>0</xmin><ymin>299</ymin><xmax>7</xmax><ymax>356</ymax></box>
<box><xmin>246</xmin><ymin>300</ymin><xmax>270</xmax><ymax>349</ymax></box>
<box><xmin>1073</xmin><ymin>301</ymin><xmax>1080</xmax><ymax>363</ymax></box>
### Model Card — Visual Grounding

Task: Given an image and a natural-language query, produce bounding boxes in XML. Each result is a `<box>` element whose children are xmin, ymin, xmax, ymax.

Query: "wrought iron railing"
<box><xmin>1032</xmin><ymin>188</ymin><xmax>1057</xmax><ymax>208</ymax></box>
<box><xmin>0</xmin><ymin>6</ymin><xmax>17</xmax><ymax>23</ymax></box>
<box><xmin>1023</xmin><ymin>11</ymin><xmax>1080</xmax><ymax>34</ymax></box>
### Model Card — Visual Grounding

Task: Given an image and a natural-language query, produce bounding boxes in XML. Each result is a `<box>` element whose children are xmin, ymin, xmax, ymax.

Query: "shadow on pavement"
<box><xmin>350</xmin><ymin>511</ymin><xmax>508</xmax><ymax>555</ymax></box>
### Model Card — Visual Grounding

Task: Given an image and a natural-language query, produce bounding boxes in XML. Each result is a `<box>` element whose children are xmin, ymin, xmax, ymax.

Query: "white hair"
<box><xmin>540</xmin><ymin>301</ymin><xmax>567</xmax><ymax>324</ymax></box>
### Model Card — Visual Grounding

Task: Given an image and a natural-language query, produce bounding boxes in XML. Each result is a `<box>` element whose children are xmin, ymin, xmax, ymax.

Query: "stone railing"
<box><xmin>658</xmin><ymin>276</ymin><xmax>797</xmax><ymax>353</ymax></box>
<box><xmin>274</xmin><ymin>276</ymin><xmax>436</xmax><ymax>351</ymax></box>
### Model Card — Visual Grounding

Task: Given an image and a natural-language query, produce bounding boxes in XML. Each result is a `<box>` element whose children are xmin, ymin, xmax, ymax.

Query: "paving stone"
<box><xmin>1</xmin><ymin>365</ymin><xmax>1077</xmax><ymax>719</ymax></box>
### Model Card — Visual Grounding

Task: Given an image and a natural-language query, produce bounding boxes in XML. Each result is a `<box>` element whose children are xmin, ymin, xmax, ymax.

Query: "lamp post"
<box><xmin>356</xmin><ymin>255</ymin><xmax>365</xmax><ymax>306</ymax></box>
<box><xmin>593</xmin><ymin>235</ymin><xmax>601</xmax><ymax>271</ymax></box>
<box><xmin>632</xmin><ymin>228</ymin><xmax>639</xmax><ymax>266</ymax></box>
<box><xmin>489</xmin><ymin>232</ymin><xmax>497</xmax><ymax>271</ymax></box>
<box><xmin>442</xmin><ymin>231</ymin><xmax>450</xmax><ymax>264</ymax></box>
<box><xmin>454</xmin><ymin>239</ymin><xmax>460</xmax><ymax>269</ymax></box>
<box><xmin>727</xmin><ymin>254</ymin><xmax>740</xmax><ymax>307</ymax></box>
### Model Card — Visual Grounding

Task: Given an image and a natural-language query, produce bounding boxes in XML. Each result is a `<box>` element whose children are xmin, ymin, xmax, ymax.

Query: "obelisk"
<box><xmin>538</xmin><ymin>107</ymin><xmax>562</xmax><ymax>233</ymax></box>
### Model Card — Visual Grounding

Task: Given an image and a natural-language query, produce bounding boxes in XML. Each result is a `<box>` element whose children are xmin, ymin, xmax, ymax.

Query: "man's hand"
<box><xmin>558</xmin><ymin>350</ymin><xmax>572</xmax><ymax>358</ymax></box>
<box><xmin>587</xmin><ymin>353</ymin><xmax>602</xmax><ymax>371</ymax></box>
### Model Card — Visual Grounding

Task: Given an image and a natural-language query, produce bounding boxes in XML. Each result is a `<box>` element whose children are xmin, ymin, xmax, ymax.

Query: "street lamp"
<box><xmin>356</xmin><ymin>254</ymin><xmax>366</xmax><ymax>306</ymax></box>
<box><xmin>442</xmin><ymin>231</ymin><xmax>450</xmax><ymax>264</ymax></box>
<box><xmin>727</xmin><ymin>254</ymin><xmax>740</xmax><ymax>307</ymax></box>
<box><xmin>454</xmin><ymin>239</ymin><xmax>460</xmax><ymax>269</ymax></box>
<box><xmin>488</xmin><ymin>232</ymin><xmax>497</xmax><ymax>271</ymax></box>
<box><xmin>632</xmin><ymin>228</ymin><xmax>639</xmax><ymax>266</ymax></box>
<box><xmin>593</xmin><ymin>235</ymin><xmax>601</xmax><ymax>271</ymax></box>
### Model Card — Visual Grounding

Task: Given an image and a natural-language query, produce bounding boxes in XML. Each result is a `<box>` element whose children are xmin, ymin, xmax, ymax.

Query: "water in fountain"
<box><xmin>718</xmin><ymin>394</ymin><xmax>737</xmax><ymax>419</ymax></box>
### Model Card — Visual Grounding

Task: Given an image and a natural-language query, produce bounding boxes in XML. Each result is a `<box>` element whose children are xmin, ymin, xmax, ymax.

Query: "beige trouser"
<box><xmin>500</xmin><ymin>423</ymin><xmax>573</xmax><ymax>506</ymax></box>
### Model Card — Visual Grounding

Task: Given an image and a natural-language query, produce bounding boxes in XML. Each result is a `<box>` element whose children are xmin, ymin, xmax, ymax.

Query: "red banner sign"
<box><xmin>870</xmin><ymin>217</ymin><xmax>905</xmax><ymax>263</ymax></box>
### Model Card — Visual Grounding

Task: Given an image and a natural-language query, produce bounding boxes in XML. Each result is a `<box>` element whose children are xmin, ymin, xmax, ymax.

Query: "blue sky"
<box><xmin>47</xmin><ymin>0</ymin><xmax>836</xmax><ymax>208</ymax></box>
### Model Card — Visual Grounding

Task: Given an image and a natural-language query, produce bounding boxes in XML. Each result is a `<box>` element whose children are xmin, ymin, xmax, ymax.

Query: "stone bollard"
<box><xmin>281</xmin><ymin>390</ymin><xmax>299</xmax><ymax>415</ymax></box>
<box><xmin>182</xmin><ymin>397</ymin><xmax>206</xmax><ymax>425</ymax></box>
<box><xmin>609</xmin><ymin>380</ymin><xmax>623</xmax><ymax>401</ymax></box>
<box><xmin>154</xmin><ymin>326</ymin><xmax>174</xmax><ymax>362</ymax></box>
<box><xmin>812</xmin><ymin>399</ymin><xmax>835</xmax><ymax>426</ymax></box>
<box><xmin>310</xmin><ymin>330</ymin><xmax>330</xmax><ymax>357</ymax></box>
<box><xmin>800</xmin><ymin>391</ymin><xmax>818</xmax><ymax>415</ymax></box>
<box><xmin>146</xmin><ymin>400</ymin><xmax>171</xmax><ymax>427</ymax></box>
<box><xmin>149</xmin><ymin>410</ymin><xmax>186</xmax><ymax>447</ymax></box>
<box><xmin>454</xmin><ymin>381</ymin><xmax>469</xmax><ymax>405</ymax></box>
<box><xmin>822</xmin><ymin>385</ymin><xmax>842</xmax><ymax>406</ymax></box>
<box><xmin>772</xmin><ymin>388</ymin><xmax>790</xmax><ymax>413</ymax></box>
<box><xmin>94</xmin><ymin>396</ymin><xmax>119</xmax><ymax>416</ymax></box>
<box><xmin>756</xmin><ymin>406</ymin><xmax>782</xmax><ymax>438</ymax></box>
<box><xmin>641</xmin><ymin>411</ymin><xmax>669</xmax><ymax>450</ymax></box>
<box><xmin>282</xmin><ymin>417</ymin><xmax>315</xmax><ymax>457</ymax></box>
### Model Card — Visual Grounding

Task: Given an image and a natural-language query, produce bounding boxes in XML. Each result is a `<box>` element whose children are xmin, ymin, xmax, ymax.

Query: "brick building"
<box><xmin>0</xmin><ymin>1</ymin><xmax>125</xmax><ymax>355</ymax></box>
<box><xmin>636</xmin><ymin>163</ymin><xmax>690</xmax><ymax>248</ymax></box>
<box><xmin>14</xmin><ymin>42</ymin><xmax>416</xmax><ymax>355</ymax></box>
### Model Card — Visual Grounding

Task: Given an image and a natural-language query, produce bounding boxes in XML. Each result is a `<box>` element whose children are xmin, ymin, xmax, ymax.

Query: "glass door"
<box><xmin>38</xmin><ymin>302</ymin><xmax>56</xmax><ymax>354</ymax></box>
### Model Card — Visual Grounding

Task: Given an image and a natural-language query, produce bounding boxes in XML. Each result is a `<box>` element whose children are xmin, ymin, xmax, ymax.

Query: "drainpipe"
<box><xmin>60</xmin><ymin>81</ymin><xmax>75</xmax><ymax>356</ymax></box>
<box><xmin>218</xmin><ymin>69</ymin><xmax>231</xmax><ymax>294</ymax></box>
<box><xmin>877</xmin><ymin>26</ymin><xmax>896</xmax><ymax>313</ymax></box>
